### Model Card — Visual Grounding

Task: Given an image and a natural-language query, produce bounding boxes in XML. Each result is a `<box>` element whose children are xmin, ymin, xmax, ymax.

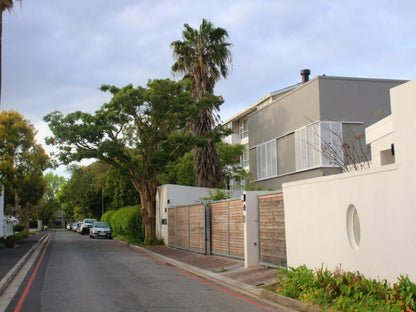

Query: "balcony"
<box><xmin>222</xmin><ymin>133</ymin><xmax>241</xmax><ymax>145</ymax></box>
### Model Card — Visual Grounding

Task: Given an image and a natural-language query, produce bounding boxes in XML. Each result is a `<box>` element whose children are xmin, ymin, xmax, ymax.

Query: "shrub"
<box><xmin>13</xmin><ymin>224</ymin><xmax>25</xmax><ymax>232</ymax></box>
<box><xmin>276</xmin><ymin>265</ymin><xmax>416</xmax><ymax>311</ymax></box>
<box><xmin>109</xmin><ymin>205</ymin><xmax>144</xmax><ymax>242</ymax></box>
<box><xmin>7</xmin><ymin>232</ymin><xmax>28</xmax><ymax>242</ymax></box>
<box><xmin>101</xmin><ymin>209</ymin><xmax>116</xmax><ymax>224</ymax></box>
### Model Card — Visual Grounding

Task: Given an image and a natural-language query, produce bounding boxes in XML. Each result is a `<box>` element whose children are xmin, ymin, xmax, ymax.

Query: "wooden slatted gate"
<box><xmin>210</xmin><ymin>199</ymin><xmax>244</xmax><ymax>259</ymax></box>
<box><xmin>258</xmin><ymin>192</ymin><xmax>287</xmax><ymax>267</ymax></box>
<box><xmin>168</xmin><ymin>204</ymin><xmax>206</xmax><ymax>254</ymax></box>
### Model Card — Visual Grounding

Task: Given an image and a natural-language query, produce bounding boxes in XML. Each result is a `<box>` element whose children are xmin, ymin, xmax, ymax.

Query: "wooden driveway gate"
<box><xmin>168</xmin><ymin>204</ymin><xmax>206</xmax><ymax>254</ymax></box>
<box><xmin>210</xmin><ymin>199</ymin><xmax>244</xmax><ymax>259</ymax></box>
<box><xmin>258</xmin><ymin>192</ymin><xmax>287</xmax><ymax>267</ymax></box>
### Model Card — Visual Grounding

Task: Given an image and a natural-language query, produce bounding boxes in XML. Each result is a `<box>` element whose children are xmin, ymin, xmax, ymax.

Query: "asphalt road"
<box><xmin>5</xmin><ymin>230</ymin><xmax>276</xmax><ymax>312</ymax></box>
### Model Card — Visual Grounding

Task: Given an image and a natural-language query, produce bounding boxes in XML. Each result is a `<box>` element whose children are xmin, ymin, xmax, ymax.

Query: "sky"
<box><xmin>2</xmin><ymin>0</ymin><xmax>415</xmax><ymax>175</ymax></box>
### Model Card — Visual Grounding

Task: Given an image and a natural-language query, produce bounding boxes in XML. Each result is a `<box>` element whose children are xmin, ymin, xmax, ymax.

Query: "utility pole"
<box><xmin>101</xmin><ymin>187</ymin><xmax>104</xmax><ymax>217</ymax></box>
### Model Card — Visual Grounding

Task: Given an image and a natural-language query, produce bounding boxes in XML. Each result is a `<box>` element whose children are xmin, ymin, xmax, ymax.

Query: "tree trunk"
<box><xmin>138</xmin><ymin>180</ymin><xmax>157</xmax><ymax>243</ymax></box>
<box><xmin>192</xmin><ymin>105</ymin><xmax>221</xmax><ymax>188</ymax></box>
<box><xmin>194</xmin><ymin>140</ymin><xmax>221</xmax><ymax>188</ymax></box>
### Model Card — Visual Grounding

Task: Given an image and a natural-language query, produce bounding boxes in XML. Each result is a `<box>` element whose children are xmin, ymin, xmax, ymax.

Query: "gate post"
<box><xmin>243</xmin><ymin>191</ymin><xmax>260</xmax><ymax>268</ymax></box>
<box><xmin>204</xmin><ymin>201</ymin><xmax>211</xmax><ymax>255</ymax></box>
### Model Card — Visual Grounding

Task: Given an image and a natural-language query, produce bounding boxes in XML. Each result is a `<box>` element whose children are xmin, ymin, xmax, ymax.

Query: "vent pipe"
<box><xmin>300</xmin><ymin>69</ymin><xmax>311</xmax><ymax>83</ymax></box>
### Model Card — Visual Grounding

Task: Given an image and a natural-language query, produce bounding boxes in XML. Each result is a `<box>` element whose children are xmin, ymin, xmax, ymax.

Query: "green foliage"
<box><xmin>101</xmin><ymin>209</ymin><xmax>115</xmax><ymax>223</ymax></box>
<box><xmin>171</xmin><ymin>19</ymin><xmax>232</xmax><ymax>188</ymax></box>
<box><xmin>0</xmin><ymin>110</ymin><xmax>50</xmax><ymax>226</ymax></box>
<box><xmin>158</xmin><ymin>151</ymin><xmax>196</xmax><ymax>186</ymax></box>
<box><xmin>13</xmin><ymin>224</ymin><xmax>25</xmax><ymax>232</ymax></box>
<box><xmin>200</xmin><ymin>189</ymin><xmax>232</xmax><ymax>201</ymax></box>
<box><xmin>45</xmin><ymin>79</ymin><xmax>200</xmax><ymax>242</ymax></box>
<box><xmin>277</xmin><ymin>265</ymin><xmax>315</xmax><ymax>299</ymax></box>
<box><xmin>159</xmin><ymin>142</ymin><xmax>245</xmax><ymax>189</ymax></box>
<box><xmin>57</xmin><ymin>166</ymin><xmax>102</xmax><ymax>220</ymax></box>
<box><xmin>38</xmin><ymin>172</ymin><xmax>66</xmax><ymax>225</ymax></box>
<box><xmin>108</xmin><ymin>205</ymin><xmax>144</xmax><ymax>242</ymax></box>
<box><xmin>7</xmin><ymin>232</ymin><xmax>28</xmax><ymax>242</ymax></box>
<box><xmin>276</xmin><ymin>265</ymin><xmax>416</xmax><ymax>311</ymax></box>
<box><xmin>104</xmin><ymin>166</ymin><xmax>140</xmax><ymax>210</ymax></box>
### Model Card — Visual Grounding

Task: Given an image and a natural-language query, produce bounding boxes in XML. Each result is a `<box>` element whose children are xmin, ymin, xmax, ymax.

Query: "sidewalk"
<box><xmin>139</xmin><ymin>245</ymin><xmax>305</xmax><ymax>312</ymax></box>
<box><xmin>0</xmin><ymin>232</ymin><xmax>46</xmax><ymax>281</ymax></box>
<box><xmin>144</xmin><ymin>245</ymin><xmax>279</xmax><ymax>287</ymax></box>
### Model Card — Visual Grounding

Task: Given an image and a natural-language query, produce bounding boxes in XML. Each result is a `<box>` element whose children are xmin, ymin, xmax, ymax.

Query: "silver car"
<box><xmin>89</xmin><ymin>222</ymin><xmax>112</xmax><ymax>239</ymax></box>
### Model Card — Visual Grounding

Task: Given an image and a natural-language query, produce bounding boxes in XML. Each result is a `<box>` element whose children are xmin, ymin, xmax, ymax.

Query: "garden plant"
<box><xmin>276</xmin><ymin>265</ymin><xmax>416</xmax><ymax>312</ymax></box>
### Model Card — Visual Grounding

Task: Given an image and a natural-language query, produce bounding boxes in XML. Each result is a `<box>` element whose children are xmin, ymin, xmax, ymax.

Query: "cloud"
<box><xmin>2</xmin><ymin>0</ymin><xmax>416</xmax><ymax>175</ymax></box>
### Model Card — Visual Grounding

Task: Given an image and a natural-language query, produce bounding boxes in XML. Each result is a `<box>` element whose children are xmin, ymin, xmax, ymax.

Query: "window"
<box><xmin>295</xmin><ymin>121</ymin><xmax>343</xmax><ymax>171</ymax></box>
<box><xmin>241</xmin><ymin>144</ymin><xmax>249</xmax><ymax>169</ymax></box>
<box><xmin>256</xmin><ymin>139</ymin><xmax>277</xmax><ymax>179</ymax></box>
<box><xmin>346</xmin><ymin>204</ymin><xmax>360</xmax><ymax>250</ymax></box>
<box><xmin>321</xmin><ymin>122</ymin><xmax>343</xmax><ymax>166</ymax></box>
<box><xmin>239</xmin><ymin>119</ymin><xmax>248</xmax><ymax>139</ymax></box>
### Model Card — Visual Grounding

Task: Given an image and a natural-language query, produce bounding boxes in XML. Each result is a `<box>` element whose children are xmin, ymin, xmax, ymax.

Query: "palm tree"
<box><xmin>0</xmin><ymin>0</ymin><xmax>21</xmax><ymax>108</ymax></box>
<box><xmin>171</xmin><ymin>19</ymin><xmax>232</xmax><ymax>188</ymax></box>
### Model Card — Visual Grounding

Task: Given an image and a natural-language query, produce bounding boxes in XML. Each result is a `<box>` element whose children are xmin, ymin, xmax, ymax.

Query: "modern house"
<box><xmin>222</xmin><ymin>70</ymin><xmax>406</xmax><ymax>190</ymax></box>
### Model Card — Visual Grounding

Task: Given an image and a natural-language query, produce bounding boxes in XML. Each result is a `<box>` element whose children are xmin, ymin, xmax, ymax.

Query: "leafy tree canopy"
<box><xmin>0</xmin><ymin>110</ymin><xmax>50</xmax><ymax>230</ymax></box>
<box><xmin>44</xmin><ymin>79</ymin><xmax>211</xmax><ymax>242</ymax></box>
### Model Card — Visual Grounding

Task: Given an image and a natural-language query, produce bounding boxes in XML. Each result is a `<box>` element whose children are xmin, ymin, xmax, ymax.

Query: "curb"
<box><xmin>124</xmin><ymin>242</ymin><xmax>299</xmax><ymax>312</ymax></box>
<box><xmin>0</xmin><ymin>231</ymin><xmax>50</xmax><ymax>295</ymax></box>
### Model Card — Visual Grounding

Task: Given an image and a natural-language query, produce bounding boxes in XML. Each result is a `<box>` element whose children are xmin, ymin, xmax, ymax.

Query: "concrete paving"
<box><xmin>144</xmin><ymin>245</ymin><xmax>280</xmax><ymax>287</ymax></box>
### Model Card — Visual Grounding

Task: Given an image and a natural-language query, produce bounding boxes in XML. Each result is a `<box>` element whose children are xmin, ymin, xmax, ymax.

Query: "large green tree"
<box><xmin>39</xmin><ymin>172</ymin><xmax>65</xmax><ymax>225</ymax></box>
<box><xmin>57</xmin><ymin>165</ymin><xmax>102</xmax><ymax>221</ymax></box>
<box><xmin>0</xmin><ymin>110</ymin><xmax>49</xmax><ymax>231</ymax></box>
<box><xmin>0</xmin><ymin>0</ymin><xmax>21</xmax><ymax>107</ymax></box>
<box><xmin>44</xmin><ymin>79</ymin><xmax>201</xmax><ymax>242</ymax></box>
<box><xmin>171</xmin><ymin>18</ymin><xmax>232</xmax><ymax>188</ymax></box>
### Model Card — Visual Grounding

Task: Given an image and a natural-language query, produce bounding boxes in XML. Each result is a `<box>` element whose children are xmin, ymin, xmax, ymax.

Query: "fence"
<box><xmin>167</xmin><ymin>192</ymin><xmax>286</xmax><ymax>266</ymax></box>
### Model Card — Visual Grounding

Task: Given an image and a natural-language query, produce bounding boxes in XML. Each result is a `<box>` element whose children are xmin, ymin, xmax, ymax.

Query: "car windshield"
<box><xmin>84</xmin><ymin>219</ymin><xmax>96</xmax><ymax>224</ymax></box>
<box><xmin>94</xmin><ymin>222</ymin><xmax>109</xmax><ymax>228</ymax></box>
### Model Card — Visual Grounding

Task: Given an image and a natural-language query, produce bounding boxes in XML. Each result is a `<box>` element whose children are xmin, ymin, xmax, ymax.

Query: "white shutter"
<box><xmin>295</xmin><ymin>127</ymin><xmax>307</xmax><ymax>170</ymax></box>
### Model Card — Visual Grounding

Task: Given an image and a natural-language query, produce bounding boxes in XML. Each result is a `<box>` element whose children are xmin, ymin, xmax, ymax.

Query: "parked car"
<box><xmin>79</xmin><ymin>218</ymin><xmax>97</xmax><ymax>235</ymax></box>
<box><xmin>72</xmin><ymin>222</ymin><xmax>81</xmax><ymax>232</ymax></box>
<box><xmin>89</xmin><ymin>222</ymin><xmax>112</xmax><ymax>239</ymax></box>
<box><xmin>66</xmin><ymin>223</ymin><xmax>72</xmax><ymax>230</ymax></box>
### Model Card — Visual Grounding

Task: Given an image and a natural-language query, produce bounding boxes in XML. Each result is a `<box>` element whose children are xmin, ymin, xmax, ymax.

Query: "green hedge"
<box><xmin>101</xmin><ymin>209</ymin><xmax>116</xmax><ymax>224</ymax></box>
<box><xmin>13</xmin><ymin>224</ymin><xmax>25</xmax><ymax>232</ymax></box>
<box><xmin>102</xmin><ymin>205</ymin><xmax>144</xmax><ymax>242</ymax></box>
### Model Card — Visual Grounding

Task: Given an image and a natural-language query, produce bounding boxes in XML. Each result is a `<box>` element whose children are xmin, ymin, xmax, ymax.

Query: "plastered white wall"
<box><xmin>283</xmin><ymin>79</ymin><xmax>416</xmax><ymax>282</ymax></box>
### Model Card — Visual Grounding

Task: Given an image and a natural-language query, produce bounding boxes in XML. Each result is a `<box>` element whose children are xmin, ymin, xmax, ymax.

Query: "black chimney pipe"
<box><xmin>300</xmin><ymin>69</ymin><xmax>311</xmax><ymax>83</ymax></box>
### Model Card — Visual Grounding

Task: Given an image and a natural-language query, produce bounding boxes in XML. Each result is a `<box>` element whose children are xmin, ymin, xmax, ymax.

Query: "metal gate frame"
<box><xmin>167</xmin><ymin>203</ymin><xmax>209</xmax><ymax>254</ymax></box>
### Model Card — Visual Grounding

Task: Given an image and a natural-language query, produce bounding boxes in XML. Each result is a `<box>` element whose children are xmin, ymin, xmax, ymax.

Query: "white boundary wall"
<box><xmin>283</xmin><ymin>79</ymin><xmax>416</xmax><ymax>282</ymax></box>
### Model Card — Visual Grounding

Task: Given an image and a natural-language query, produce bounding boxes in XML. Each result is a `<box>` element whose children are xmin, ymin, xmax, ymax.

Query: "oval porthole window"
<box><xmin>346</xmin><ymin>204</ymin><xmax>361</xmax><ymax>250</ymax></box>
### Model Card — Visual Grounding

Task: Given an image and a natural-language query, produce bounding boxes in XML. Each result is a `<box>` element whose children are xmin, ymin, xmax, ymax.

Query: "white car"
<box><xmin>89</xmin><ymin>222</ymin><xmax>112</xmax><ymax>239</ymax></box>
<box><xmin>79</xmin><ymin>218</ymin><xmax>97</xmax><ymax>235</ymax></box>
